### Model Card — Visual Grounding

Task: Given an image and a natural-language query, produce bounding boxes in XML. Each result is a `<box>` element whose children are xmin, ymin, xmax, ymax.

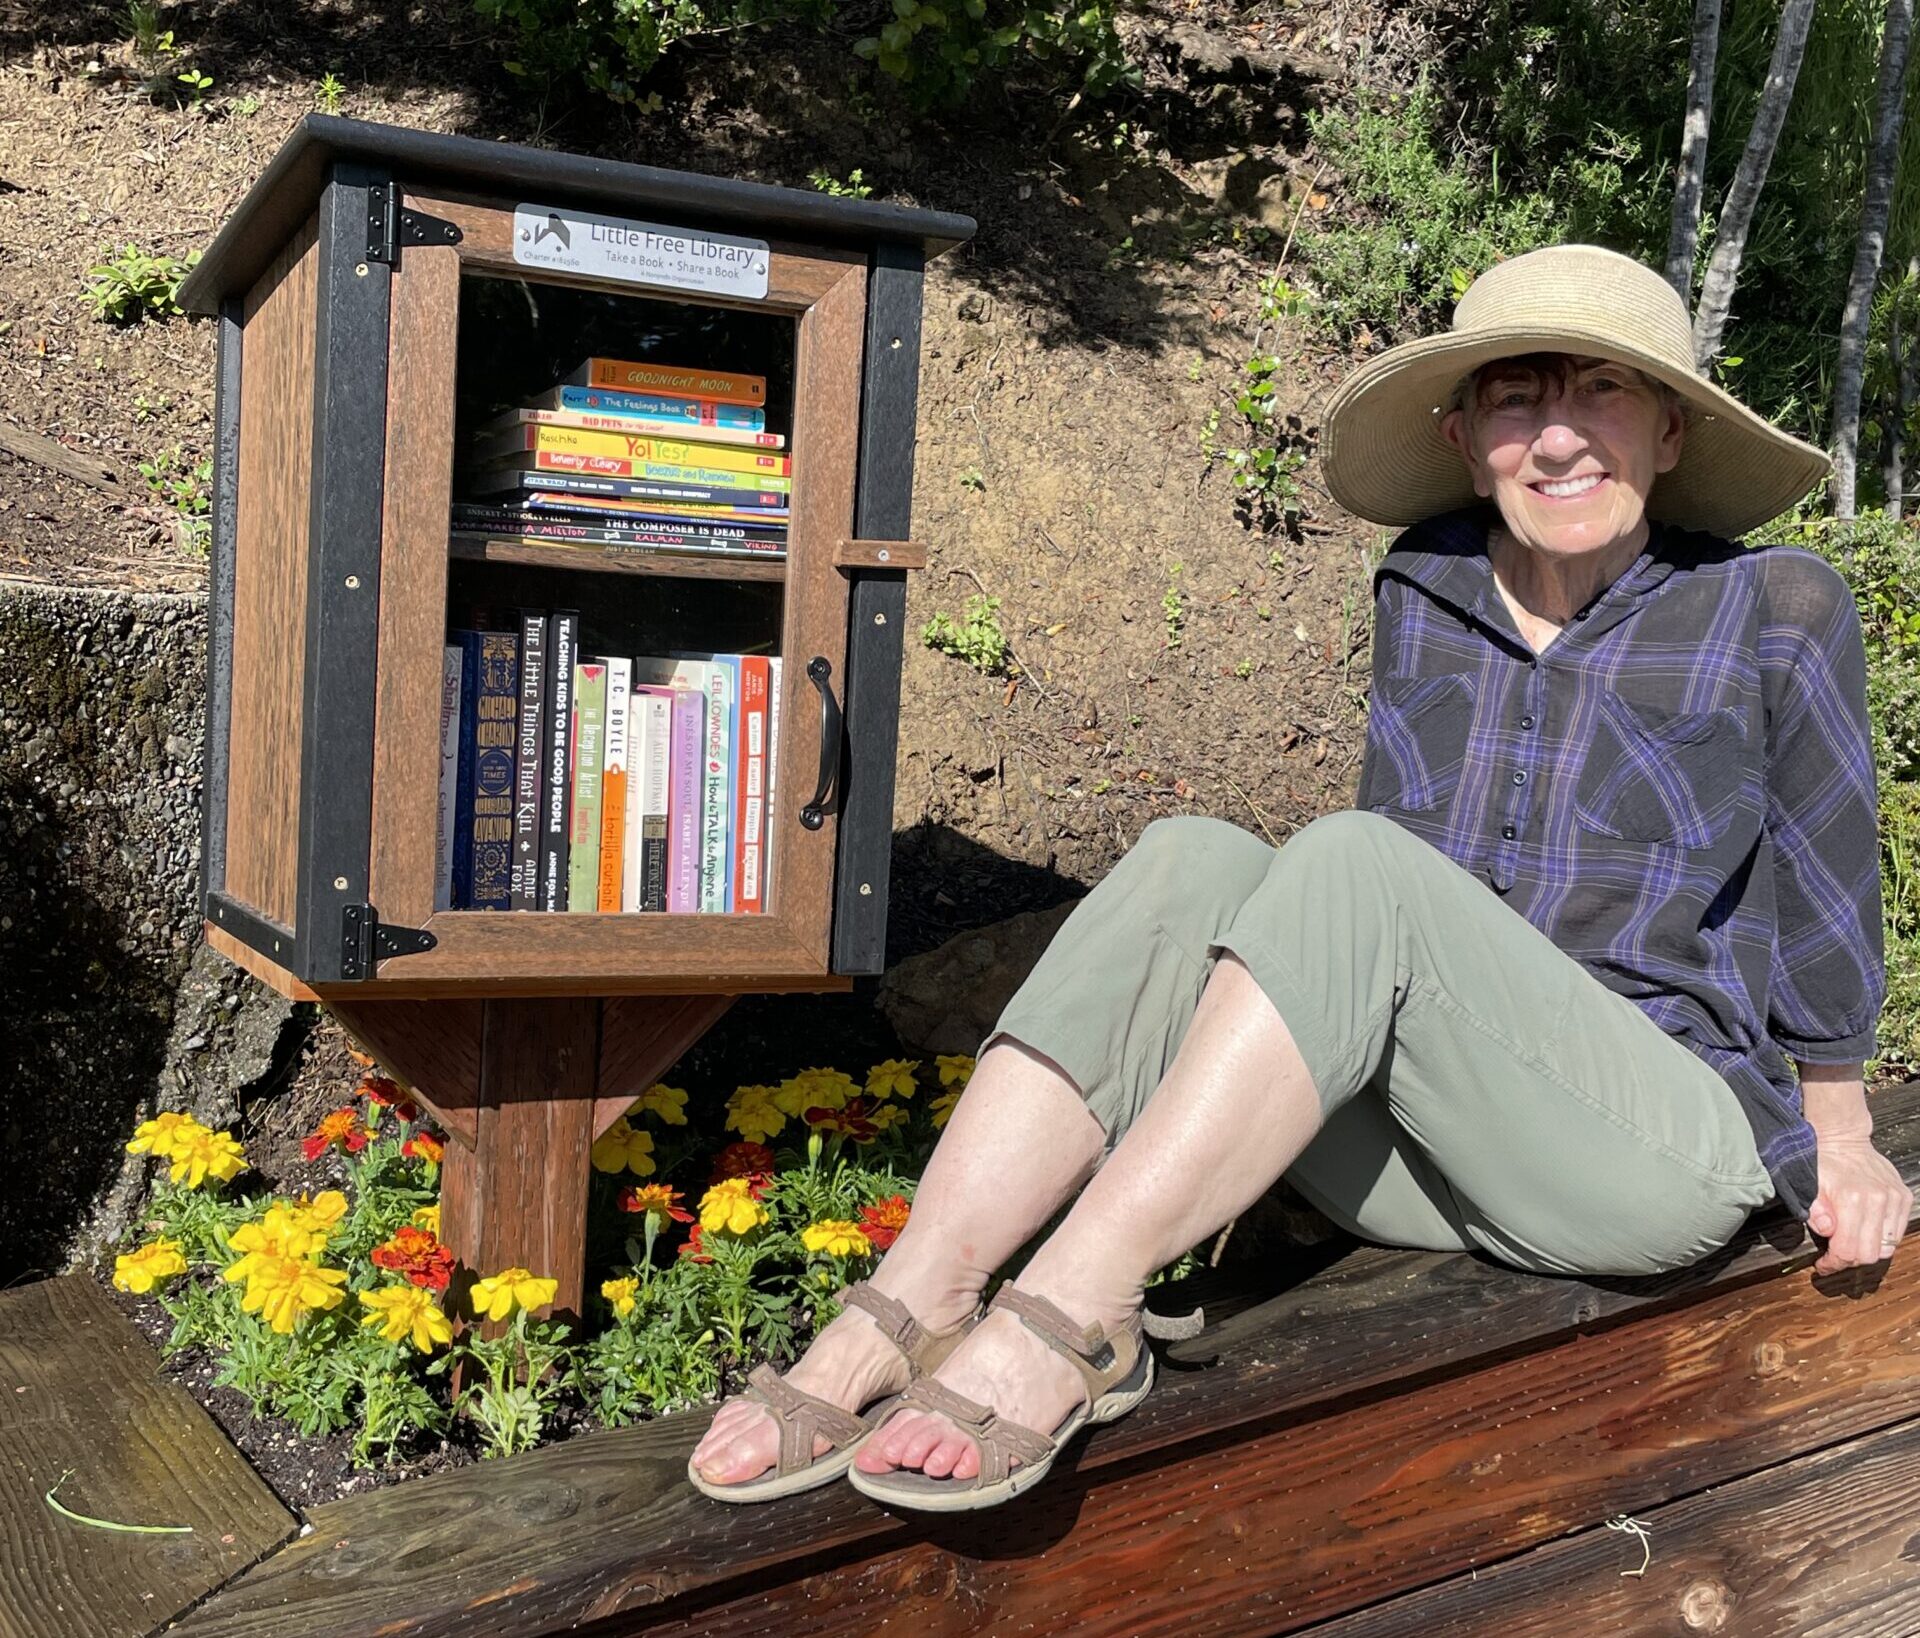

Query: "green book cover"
<box><xmin>568</xmin><ymin>661</ymin><xmax>608</xmax><ymax>913</ymax></box>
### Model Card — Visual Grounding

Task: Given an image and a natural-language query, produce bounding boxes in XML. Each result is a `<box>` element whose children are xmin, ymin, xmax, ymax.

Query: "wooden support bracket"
<box><xmin>832</xmin><ymin>536</ymin><xmax>926</xmax><ymax>571</ymax></box>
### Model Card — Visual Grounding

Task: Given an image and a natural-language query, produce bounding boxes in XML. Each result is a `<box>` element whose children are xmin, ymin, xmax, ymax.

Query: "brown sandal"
<box><xmin>844</xmin><ymin>1283</ymin><xmax>1155</xmax><ymax>1513</ymax></box>
<box><xmin>686</xmin><ymin>1279</ymin><xmax>981</xmax><ymax>1502</ymax></box>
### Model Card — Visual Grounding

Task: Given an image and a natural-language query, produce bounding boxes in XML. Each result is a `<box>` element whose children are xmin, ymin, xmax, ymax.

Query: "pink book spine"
<box><xmin>668</xmin><ymin>686</ymin><xmax>705</xmax><ymax>912</ymax></box>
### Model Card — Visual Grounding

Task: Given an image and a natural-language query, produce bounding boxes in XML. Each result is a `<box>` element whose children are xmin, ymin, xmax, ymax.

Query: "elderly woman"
<box><xmin>689</xmin><ymin>243</ymin><xmax>1908</xmax><ymax>1512</ymax></box>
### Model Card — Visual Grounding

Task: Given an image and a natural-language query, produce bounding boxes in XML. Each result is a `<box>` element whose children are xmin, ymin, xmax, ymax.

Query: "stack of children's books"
<box><xmin>449</xmin><ymin>356</ymin><xmax>791</xmax><ymax>564</ymax></box>
<box><xmin>433</xmin><ymin>611</ymin><xmax>781</xmax><ymax>914</ymax></box>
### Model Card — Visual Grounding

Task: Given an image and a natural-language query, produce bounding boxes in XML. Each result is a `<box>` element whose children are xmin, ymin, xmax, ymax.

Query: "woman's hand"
<box><xmin>1799</xmin><ymin>1061</ymin><xmax>1914</xmax><ymax>1275</ymax></box>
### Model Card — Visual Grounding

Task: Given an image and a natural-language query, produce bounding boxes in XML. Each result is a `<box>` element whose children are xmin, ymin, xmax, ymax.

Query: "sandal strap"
<box><xmin>836</xmin><ymin>1279</ymin><xmax>926</xmax><ymax>1357</ymax></box>
<box><xmin>893</xmin><ymin>1374</ymin><xmax>1056</xmax><ymax>1487</ymax></box>
<box><xmin>745</xmin><ymin>1361</ymin><xmax>872</xmax><ymax>1477</ymax></box>
<box><xmin>989</xmin><ymin>1285</ymin><xmax>1142</xmax><ymax>1404</ymax></box>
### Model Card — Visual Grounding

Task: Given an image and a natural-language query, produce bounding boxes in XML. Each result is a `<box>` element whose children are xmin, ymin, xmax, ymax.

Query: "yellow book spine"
<box><xmin>518</xmin><ymin>424</ymin><xmax>791</xmax><ymax>476</ymax></box>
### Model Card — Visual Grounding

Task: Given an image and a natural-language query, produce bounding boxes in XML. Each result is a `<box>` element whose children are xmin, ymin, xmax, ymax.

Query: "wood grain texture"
<box><xmin>594</xmin><ymin>994</ymin><xmax>736</xmax><ymax>1138</ymax></box>
<box><xmin>201</xmin><ymin>922</ymin><xmax>320</xmax><ymax>1002</ymax></box>
<box><xmin>0</xmin><ymin>421</ymin><xmax>119</xmax><ymax>491</ymax></box>
<box><xmin>0</xmin><ymin>1277</ymin><xmax>293</xmax><ymax>1638</ymax></box>
<box><xmin>169</xmin><ymin>1086</ymin><xmax>1920</xmax><ymax>1638</ymax></box>
<box><xmin>408</xmin><ymin>191</ymin><xmax>862</xmax><ymax>314</ymax></box>
<box><xmin>324</xmin><ymin>999</ymin><xmax>485</xmax><ymax>1151</ymax></box>
<box><xmin>368</xmin><ymin>239</ymin><xmax>461</xmax><ymax>935</ymax></box>
<box><xmin>830</xmin><ymin>537</ymin><xmax>925</xmax><ymax>570</ymax></box>
<box><xmin>448</xmin><ymin>538</ymin><xmax>786</xmax><ymax>583</ymax></box>
<box><xmin>224</xmin><ymin>216</ymin><xmax>319</xmax><ymax>931</ymax></box>
<box><xmin>305</xmin><ymin>971</ymin><xmax>853</xmax><ymax>1002</ymax></box>
<box><xmin>1297</xmin><ymin>1413</ymin><xmax>1920</xmax><ymax>1638</ymax></box>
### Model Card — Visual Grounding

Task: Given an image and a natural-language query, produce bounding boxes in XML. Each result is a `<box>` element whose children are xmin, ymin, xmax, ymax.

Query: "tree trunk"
<box><xmin>1666</xmin><ymin>0</ymin><xmax>1724</xmax><ymax>301</ymax></box>
<box><xmin>1891</xmin><ymin>257</ymin><xmax>1920</xmax><ymax>518</ymax></box>
<box><xmin>1834</xmin><ymin>0</ymin><xmax>1916</xmax><ymax>519</ymax></box>
<box><xmin>1691</xmin><ymin>0</ymin><xmax>1818</xmax><ymax>367</ymax></box>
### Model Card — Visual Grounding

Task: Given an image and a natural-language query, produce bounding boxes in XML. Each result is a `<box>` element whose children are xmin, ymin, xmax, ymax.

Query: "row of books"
<box><xmin>434</xmin><ymin>610</ymin><xmax>782</xmax><ymax>914</ymax></box>
<box><xmin>450</xmin><ymin>357</ymin><xmax>793</xmax><ymax>565</ymax></box>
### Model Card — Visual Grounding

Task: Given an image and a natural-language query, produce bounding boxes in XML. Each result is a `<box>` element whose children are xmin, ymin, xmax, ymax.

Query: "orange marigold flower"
<box><xmin>303</xmin><ymin>1107</ymin><xmax>369</xmax><ymax>1162</ymax></box>
<box><xmin>618</xmin><ymin>1182</ymin><xmax>694</xmax><ymax>1224</ymax></box>
<box><xmin>709</xmin><ymin>1140</ymin><xmax>777</xmax><ymax>1184</ymax></box>
<box><xmin>677</xmin><ymin>1223</ymin><xmax>714</xmax><ymax>1264</ymax></box>
<box><xmin>369</xmin><ymin>1224</ymin><xmax>454</xmax><ymax>1293</ymax></box>
<box><xmin>857</xmin><ymin>1193</ymin><xmax>912</xmax><ymax>1252</ymax></box>
<box><xmin>402</xmin><ymin>1129</ymin><xmax>445</xmax><ymax>1165</ymax></box>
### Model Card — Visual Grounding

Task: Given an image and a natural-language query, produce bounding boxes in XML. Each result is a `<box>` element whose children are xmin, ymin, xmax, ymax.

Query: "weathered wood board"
<box><xmin>0</xmin><ymin>1276</ymin><xmax>294</xmax><ymax>1638</ymax></box>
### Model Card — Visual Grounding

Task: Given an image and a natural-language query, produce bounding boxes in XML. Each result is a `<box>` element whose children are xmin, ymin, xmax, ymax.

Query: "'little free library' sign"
<box><xmin>512</xmin><ymin>203</ymin><xmax>771</xmax><ymax>300</ymax></box>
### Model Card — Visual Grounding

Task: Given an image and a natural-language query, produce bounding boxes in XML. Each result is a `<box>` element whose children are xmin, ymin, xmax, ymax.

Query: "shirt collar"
<box><xmin>1376</xmin><ymin>502</ymin><xmax>1678</xmax><ymax>636</ymax></box>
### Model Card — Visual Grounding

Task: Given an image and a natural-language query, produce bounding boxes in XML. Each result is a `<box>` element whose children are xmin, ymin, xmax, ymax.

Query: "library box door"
<box><xmin>362</xmin><ymin>187</ymin><xmax>864</xmax><ymax>995</ymax></box>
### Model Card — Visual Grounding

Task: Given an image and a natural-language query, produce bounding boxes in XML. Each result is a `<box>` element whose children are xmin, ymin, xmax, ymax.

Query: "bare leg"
<box><xmin>858</xmin><ymin>951</ymin><xmax>1324</xmax><ymax>1480</ymax></box>
<box><xmin>690</xmin><ymin>1037</ymin><xmax>1109</xmax><ymax>1484</ymax></box>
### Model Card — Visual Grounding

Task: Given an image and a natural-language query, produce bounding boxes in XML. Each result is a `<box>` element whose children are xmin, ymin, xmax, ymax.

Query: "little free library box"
<box><xmin>179</xmin><ymin>115</ymin><xmax>974</xmax><ymax>1312</ymax></box>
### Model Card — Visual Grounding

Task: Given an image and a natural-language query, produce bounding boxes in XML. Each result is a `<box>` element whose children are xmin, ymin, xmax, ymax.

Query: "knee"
<box><xmin>1113</xmin><ymin>815</ymin><xmax>1274</xmax><ymax>920</ymax></box>
<box><xmin>1272</xmin><ymin>808</ymin><xmax>1414</xmax><ymax>879</ymax></box>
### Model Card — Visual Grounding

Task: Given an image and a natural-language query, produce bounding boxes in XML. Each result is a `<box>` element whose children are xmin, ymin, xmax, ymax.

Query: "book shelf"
<box><xmin>178</xmin><ymin>116</ymin><xmax>972</xmax><ymax>1315</ymax></box>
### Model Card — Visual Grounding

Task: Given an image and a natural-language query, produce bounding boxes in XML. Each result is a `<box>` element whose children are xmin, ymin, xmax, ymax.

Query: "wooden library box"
<box><xmin>179</xmin><ymin>115</ymin><xmax>974</xmax><ymax>1004</ymax></box>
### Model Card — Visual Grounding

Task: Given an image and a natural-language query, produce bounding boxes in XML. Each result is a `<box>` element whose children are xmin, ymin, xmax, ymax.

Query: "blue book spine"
<box><xmin>450</xmin><ymin>631</ymin><xmax>481</xmax><ymax>909</ymax></box>
<box><xmin>557</xmin><ymin>384</ymin><xmax>765</xmax><ymax>431</ymax></box>
<box><xmin>468</xmin><ymin>629</ymin><xmax>520</xmax><ymax>910</ymax></box>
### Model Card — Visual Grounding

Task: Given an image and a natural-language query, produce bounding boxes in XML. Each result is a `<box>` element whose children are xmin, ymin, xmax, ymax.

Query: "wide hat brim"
<box><xmin>1320</xmin><ymin>319</ymin><xmax>1831</xmax><ymax>541</ymax></box>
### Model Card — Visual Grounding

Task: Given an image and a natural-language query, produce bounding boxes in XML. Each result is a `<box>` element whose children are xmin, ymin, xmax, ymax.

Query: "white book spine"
<box><xmin>631</xmin><ymin>691</ymin><xmax>673</xmax><ymax>910</ymax></box>
<box><xmin>765</xmin><ymin>654</ymin><xmax>782</xmax><ymax>910</ymax></box>
<box><xmin>434</xmin><ymin>645</ymin><xmax>462</xmax><ymax>912</ymax></box>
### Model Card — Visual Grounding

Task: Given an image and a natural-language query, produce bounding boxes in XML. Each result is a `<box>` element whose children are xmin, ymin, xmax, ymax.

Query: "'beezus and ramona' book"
<box><xmin>567</xmin><ymin>661</ymin><xmax>608</xmax><ymax>912</ymax></box>
<box><xmin>521</xmin><ymin>384</ymin><xmax>767</xmax><ymax>433</ymax></box>
<box><xmin>537</xmin><ymin>611</ymin><xmax>579</xmax><ymax>913</ymax></box>
<box><xmin>467</xmin><ymin>629</ymin><xmax>520</xmax><ymax>911</ymax></box>
<box><xmin>510</xmin><ymin>610</ymin><xmax>548</xmax><ymax>910</ymax></box>
<box><xmin>557</xmin><ymin>358</ymin><xmax>767</xmax><ymax>408</ymax></box>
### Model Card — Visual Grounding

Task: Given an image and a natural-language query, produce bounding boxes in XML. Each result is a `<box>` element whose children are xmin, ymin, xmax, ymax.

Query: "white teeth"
<box><xmin>1537</xmin><ymin>474</ymin><xmax>1604</xmax><ymax>498</ymax></box>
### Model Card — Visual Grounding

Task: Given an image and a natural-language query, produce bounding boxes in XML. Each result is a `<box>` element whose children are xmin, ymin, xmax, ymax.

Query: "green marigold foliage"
<box><xmin>471</xmin><ymin>0</ymin><xmax>1133</xmax><ymax>107</ymax></box>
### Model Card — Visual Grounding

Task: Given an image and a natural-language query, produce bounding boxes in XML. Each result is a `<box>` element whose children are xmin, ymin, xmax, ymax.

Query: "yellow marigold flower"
<box><xmin>236</xmin><ymin>1255</ymin><xmax>348</xmax><ymax>1335</ymax></box>
<box><xmin>699</xmin><ymin>1177</ymin><xmax>770</xmax><ymax>1236</ymax></box>
<box><xmin>291</xmin><ymin>1190</ymin><xmax>349</xmax><ymax>1235</ymax></box>
<box><xmin>359</xmin><ymin>1284</ymin><xmax>453</xmax><ymax>1353</ymax></box>
<box><xmin>410</xmin><ymin>1203</ymin><xmax>441</xmax><ymax>1236</ymax></box>
<box><xmin>469</xmin><ymin>1267</ymin><xmax>558</xmax><ymax>1323</ymax></box>
<box><xmin>631</xmin><ymin>1082</ymin><xmax>689</xmax><ymax>1126</ymax></box>
<box><xmin>126</xmin><ymin>1110</ymin><xmax>205</xmax><ymax>1160</ymax></box>
<box><xmin>801</xmin><ymin>1220</ymin><xmax>873</xmax><ymax>1259</ymax></box>
<box><xmin>869</xmin><ymin>1102</ymin><xmax>911</xmax><ymax>1134</ymax></box>
<box><xmin>930</xmin><ymin>1090</ymin><xmax>962</xmax><ymax>1128</ymax></box>
<box><xmin>167</xmin><ymin>1126</ymin><xmax>246</xmax><ymax>1189</ymax></box>
<box><xmin>773</xmin><ymin>1067</ymin><xmax>856</xmax><ymax>1117</ymax></box>
<box><xmin>724</xmin><ymin>1084</ymin><xmax>786</xmax><ymax>1144</ymax></box>
<box><xmin>935</xmin><ymin>1053</ymin><xmax>976</xmax><ymax>1089</ymax></box>
<box><xmin>601</xmin><ymin>1276</ymin><xmax>639</xmax><ymax>1318</ymax></box>
<box><xmin>112</xmin><ymin>1237</ymin><xmax>187</xmax><ymax>1294</ymax></box>
<box><xmin>866</xmin><ymin>1058</ymin><xmax>921</xmax><ymax>1101</ymax></box>
<box><xmin>590</xmin><ymin>1117</ymin><xmax>656</xmax><ymax>1177</ymax></box>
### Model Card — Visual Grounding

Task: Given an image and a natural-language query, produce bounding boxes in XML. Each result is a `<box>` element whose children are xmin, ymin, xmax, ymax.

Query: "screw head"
<box><xmin>859</xmin><ymin>882</ymin><xmax>873</xmax><ymax>896</ymax></box>
<box><xmin>333</xmin><ymin>876</ymin><xmax>349</xmax><ymax>891</ymax></box>
<box><xmin>355</xmin><ymin>263</ymin><xmax>370</xmax><ymax>278</ymax></box>
<box><xmin>344</xmin><ymin>574</ymin><xmax>361</xmax><ymax>590</ymax></box>
<box><xmin>874</xmin><ymin>611</ymin><xmax>886</xmax><ymax>625</ymax></box>
<box><xmin>877</xmin><ymin>548</ymin><xmax>891</xmax><ymax>562</ymax></box>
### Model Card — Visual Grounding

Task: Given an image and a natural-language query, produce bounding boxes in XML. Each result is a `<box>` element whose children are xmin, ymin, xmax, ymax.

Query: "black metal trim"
<box><xmin>831</xmin><ymin>242</ymin><xmax>925</xmax><ymax>975</ymax></box>
<box><xmin>798</xmin><ymin>657</ymin><xmax>843</xmax><ymax>830</ymax></box>
<box><xmin>291</xmin><ymin>162</ymin><xmax>393</xmax><ymax>982</ymax></box>
<box><xmin>365</xmin><ymin>180</ymin><xmax>463</xmax><ymax>266</ymax></box>
<box><xmin>206</xmin><ymin>892</ymin><xmax>296</xmax><ymax>967</ymax></box>
<box><xmin>199</xmin><ymin>296</ymin><xmax>243</xmax><ymax>924</ymax></box>
<box><xmin>180</xmin><ymin>115</ymin><xmax>975</xmax><ymax>314</ymax></box>
<box><xmin>340</xmin><ymin>903</ymin><xmax>438</xmax><ymax>980</ymax></box>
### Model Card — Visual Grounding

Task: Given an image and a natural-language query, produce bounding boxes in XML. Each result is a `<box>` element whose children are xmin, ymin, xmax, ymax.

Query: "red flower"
<box><xmin>858</xmin><ymin>1193</ymin><xmax>912</xmax><ymax>1252</ymax></box>
<box><xmin>302</xmin><ymin>1107</ymin><xmax>369</xmax><ymax>1162</ymax></box>
<box><xmin>402</xmin><ymin>1129</ymin><xmax>445</xmax><ymax>1165</ymax></box>
<box><xmin>677</xmin><ymin>1223</ymin><xmax>714</xmax><ymax>1264</ymax></box>
<box><xmin>359</xmin><ymin>1075</ymin><xmax>419</xmax><ymax>1123</ymax></box>
<box><xmin>370</xmin><ymin>1225</ymin><xmax>454</xmax><ymax>1293</ymax></box>
<box><xmin>710</xmin><ymin>1141</ymin><xmax>777</xmax><ymax>1184</ymax></box>
<box><xmin>618</xmin><ymin>1183</ymin><xmax>694</xmax><ymax>1223</ymax></box>
<box><xmin>805</xmin><ymin>1096</ymin><xmax>880</xmax><ymax>1143</ymax></box>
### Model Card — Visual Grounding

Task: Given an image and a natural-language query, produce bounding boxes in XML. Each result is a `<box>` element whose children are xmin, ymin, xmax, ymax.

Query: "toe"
<box><xmin>950</xmin><ymin>1440</ymin><xmax>982</xmax><ymax>1480</ymax></box>
<box><xmin>897</xmin><ymin>1418</ymin><xmax>948</xmax><ymax>1470</ymax></box>
<box><xmin>921</xmin><ymin>1433</ymin><xmax>971</xmax><ymax>1479</ymax></box>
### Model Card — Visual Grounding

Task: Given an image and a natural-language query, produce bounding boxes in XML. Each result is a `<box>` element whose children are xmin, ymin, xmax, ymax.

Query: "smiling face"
<box><xmin>1438</xmin><ymin>352</ymin><xmax>1687</xmax><ymax>561</ymax></box>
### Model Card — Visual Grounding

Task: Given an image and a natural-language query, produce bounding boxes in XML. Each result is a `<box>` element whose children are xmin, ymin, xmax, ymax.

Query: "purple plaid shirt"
<box><xmin>1355</xmin><ymin>502</ymin><xmax>1885</xmax><ymax>1218</ymax></box>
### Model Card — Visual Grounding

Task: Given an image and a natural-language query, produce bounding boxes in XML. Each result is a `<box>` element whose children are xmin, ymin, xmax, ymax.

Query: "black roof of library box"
<box><xmin>177</xmin><ymin>114</ymin><xmax>978</xmax><ymax>315</ymax></box>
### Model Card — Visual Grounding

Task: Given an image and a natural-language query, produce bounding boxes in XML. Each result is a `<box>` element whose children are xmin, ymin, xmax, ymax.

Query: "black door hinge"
<box><xmin>365</xmin><ymin>181</ymin><xmax>464</xmax><ymax>267</ymax></box>
<box><xmin>340</xmin><ymin>902</ymin><xmax>437</xmax><ymax>980</ymax></box>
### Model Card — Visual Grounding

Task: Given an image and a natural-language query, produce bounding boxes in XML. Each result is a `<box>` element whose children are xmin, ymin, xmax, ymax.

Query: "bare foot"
<box><xmin>689</xmin><ymin>1283</ymin><xmax>972</xmax><ymax>1487</ymax></box>
<box><xmin>853</xmin><ymin>1287</ymin><xmax>1137</xmax><ymax>1481</ymax></box>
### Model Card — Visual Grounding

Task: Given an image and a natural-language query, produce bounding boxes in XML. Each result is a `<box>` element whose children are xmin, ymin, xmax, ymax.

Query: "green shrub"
<box><xmin>82</xmin><ymin>245</ymin><xmax>199</xmax><ymax>324</ymax></box>
<box><xmin>922</xmin><ymin>594</ymin><xmax>1008</xmax><ymax>674</ymax></box>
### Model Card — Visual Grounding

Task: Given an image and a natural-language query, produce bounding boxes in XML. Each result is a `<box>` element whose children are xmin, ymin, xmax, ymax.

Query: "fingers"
<box><xmin>1811</xmin><ymin>1183</ymin><xmax>1914</xmax><ymax>1275</ymax></box>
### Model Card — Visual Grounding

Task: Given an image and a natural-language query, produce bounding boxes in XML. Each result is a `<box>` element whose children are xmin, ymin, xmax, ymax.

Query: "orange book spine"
<box><xmin>733</xmin><ymin>657</ymin><xmax>770</xmax><ymax>915</ymax></box>
<box><xmin>585</xmin><ymin>359</ymin><xmax>766</xmax><ymax>406</ymax></box>
<box><xmin>597</xmin><ymin>660</ymin><xmax>631</xmax><ymax>912</ymax></box>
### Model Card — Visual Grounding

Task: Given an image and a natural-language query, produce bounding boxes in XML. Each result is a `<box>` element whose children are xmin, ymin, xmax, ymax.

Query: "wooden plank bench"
<box><xmin>170</xmin><ymin>1079</ymin><xmax>1920</xmax><ymax>1638</ymax></box>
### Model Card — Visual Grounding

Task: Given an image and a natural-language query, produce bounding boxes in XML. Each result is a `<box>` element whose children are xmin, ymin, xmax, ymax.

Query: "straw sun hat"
<box><xmin>1319</xmin><ymin>243</ymin><xmax>1830</xmax><ymax>539</ymax></box>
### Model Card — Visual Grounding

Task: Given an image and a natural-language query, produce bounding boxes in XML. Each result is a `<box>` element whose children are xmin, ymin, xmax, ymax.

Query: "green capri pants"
<box><xmin>982</xmin><ymin>809</ymin><xmax>1775</xmax><ymax>1278</ymax></box>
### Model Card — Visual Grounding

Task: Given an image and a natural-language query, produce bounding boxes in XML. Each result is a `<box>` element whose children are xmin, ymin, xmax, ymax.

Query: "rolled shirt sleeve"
<box><xmin>1757</xmin><ymin>548</ymin><xmax>1886</xmax><ymax>1064</ymax></box>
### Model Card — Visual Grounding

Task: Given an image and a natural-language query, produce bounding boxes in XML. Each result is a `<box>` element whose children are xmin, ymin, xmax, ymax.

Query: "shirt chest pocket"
<box><xmin>1572</xmin><ymin>692</ymin><xmax>1750</xmax><ymax>850</ymax></box>
<box><xmin>1366</xmin><ymin>671</ymin><xmax>1476</xmax><ymax>812</ymax></box>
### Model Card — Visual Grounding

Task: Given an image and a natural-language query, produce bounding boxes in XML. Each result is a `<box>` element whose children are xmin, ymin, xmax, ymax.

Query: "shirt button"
<box><xmin>1512</xmin><ymin>770</ymin><xmax>1527</xmax><ymax>785</ymax></box>
<box><xmin>1501</xmin><ymin>823</ymin><xmax>1516</xmax><ymax>840</ymax></box>
<box><xmin>1519</xmin><ymin>714</ymin><xmax>1535</xmax><ymax>729</ymax></box>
